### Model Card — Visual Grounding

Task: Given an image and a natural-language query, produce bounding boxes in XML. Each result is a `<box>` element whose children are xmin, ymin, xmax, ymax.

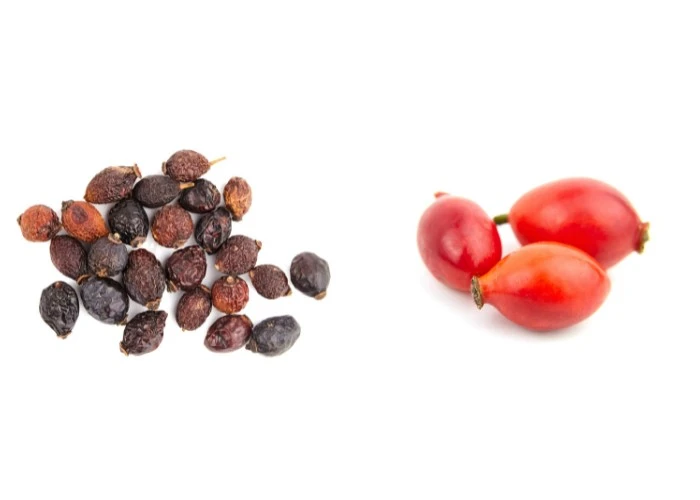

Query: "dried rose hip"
<box><xmin>215</xmin><ymin>235</ymin><xmax>261</xmax><ymax>275</ymax></box>
<box><xmin>18</xmin><ymin>205</ymin><xmax>61</xmax><ymax>242</ymax></box>
<box><xmin>50</xmin><ymin>235</ymin><xmax>88</xmax><ymax>281</ymax></box>
<box><xmin>223</xmin><ymin>176</ymin><xmax>252</xmax><ymax>221</ymax></box>
<box><xmin>79</xmin><ymin>275</ymin><xmax>129</xmax><ymax>325</ymax></box>
<box><xmin>290</xmin><ymin>252</ymin><xmax>330</xmax><ymax>299</ymax></box>
<box><xmin>162</xmin><ymin>149</ymin><xmax>225</xmax><ymax>182</ymax></box>
<box><xmin>247</xmin><ymin>315</ymin><xmax>300</xmax><ymax>356</ymax></box>
<box><xmin>119</xmin><ymin>310</ymin><xmax>167</xmax><ymax>356</ymax></box>
<box><xmin>88</xmin><ymin>233</ymin><xmax>128</xmax><ymax>277</ymax></box>
<box><xmin>151</xmin><ymin>205</ymin><xmax>193</xmax><ymax>248</ymax></box>
<box><xmin>84</xmin><ymin>165</ymin><xmax>141</xmax><ymax>204</ymax></box>
<box><xmin>123</xmin><ymin>249</ymin><xmax>166</xmax><ymax>309</ymax></box>
<box><xmin>249</xmin><ymin>264</ymin><xmax>291</xmax><ymax>299</ymax></box>
<box><xmin>176</xmin><ymin>286</ymin><xmax>212</xmax><ymax>331</ymax></box>
<box><xmin>211</xmin><ymin>276</ymin><xmax>249</xmax><ymax>314</ymax></box>
<box><xmin>40</xmin><ymin>281</ymin><xmax>79</xmax><ymax>338</ymax></box>
<box><xmin>108</xmin><ymin>199</ymin><xmax>149</xmax><ymax>247</ymax></box>
<box><xmin>204</xmin><ymin>314</ymin><xmax>253</xmax><ymax>353</ymax></box>
<box><xmin>61</xmin><ymin>200</ymin><xmax>109</xmax><ymax>243</ymax></box>
<box><xmin>179</xmin><ymin>179</ymin><xmax>221</xmax><ymax>213</ymax></box>
<box><xmin>132</xmin><ymin>175</ymin><xmax>194</xmax><ymax>208</ymax></box>
<box><xmin>195</xmin><ymin>207</ymin><xmax>232</xmax><ymax>254</ymax></box>
<box><xmin>166</xmin><ymin>245</ymin><xmax>207</xmax><ymax>291</ymax></box>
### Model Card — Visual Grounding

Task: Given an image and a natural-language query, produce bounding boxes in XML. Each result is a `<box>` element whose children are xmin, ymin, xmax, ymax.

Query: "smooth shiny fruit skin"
<box><xmin>473</xmin><ymin>242</ymin><xmax>610</xmax><ymax>332</ymax></box>
<box><xmin>507</xmin><ymin>178</ymin><xmax>648</xmax><ymax>269</ymax></box>
<box><xmin>417</xmin><ymin>195</ymin><xmax>502</xmax><ymax>292</ymax></box>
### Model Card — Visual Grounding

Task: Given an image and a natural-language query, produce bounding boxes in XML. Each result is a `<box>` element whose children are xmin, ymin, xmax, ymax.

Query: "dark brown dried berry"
<box><xmin>290</xmin><ymin>252</ymin><xmax>331</xmax><ymax>299</ymax></box>
<box><xmin>84</xmin><ymin>165</ymin><xmax>141</xmax><ymax>204</ymax></box>
<box><xmin>120</xmin><ymin>310</ymin><xmax>167</xmax><ymax>356</ymax></box>
<box><xmin>163</xmin><ymin>149</ymin><xmax>225</xmax><ymax>182</ymax></box>
<box><xmin>87</xmin><ymin>234</ymin><xmax>128</xmax><ymax>277</ymax></box>
<box><xmin>166</xmin><ymin>245</ymin><xmax>207</xmax><ymax>292</ymax></box>
<box><xmin>204</xmin><ymin>314</ymin><xmax>253</xmax><ymax>353</ymax></box>
<box><xmin>249</xmin><ymin>264</ymin><xmax>291</xmax><ymax>299</ymax></box>
<box><xmin>247</xmin><ymin>315</ymin><xmax>301</xmax><ymax>356</ymax></box>
<box><xmin>151</xmin><ymin>205</ymin><xmax>193</xmax><ymax>248</ymax></box>
<box><xmin>123</xmin><ymin>249</ymin><xmax>166</xmax><ymax>309</ymax></box>
<box><xmin>108</xmin><ymin>199</ymin><xmax>149</xmax><ymax>247</ymax></box>
<box><xmin>194</xmin><ymin>207</ymin><xmax>232</xmax><ymax>254</ymax></box>
<box><xmin>40</xmin><ymin>281</ymin><xmax>79</xmax><ymax>338</ymax></box>
<box><xmin>18</xmin><ymin>205</ymin><xmax>61</xmax><ymax>242</ymax></box>
<box><xmin>50</xmin><ymin>235</ymin><xmax>88</xmax><ymax>281</ymax></box>
<box><xmin>79</xmin><ymin>275</ymin><xmax>129</xmax><ymax>325</ymax></box>
<box><xmin>223</xmin><ymin>177</ymin><xmax>252</xmax><ymax>221</ymax></box>
<box><xmin>211</xmin><ymin>276</ymin><xmax>249</xmax><ymax>314</ymax></box>
<box><xmin>214</xmin><ymin>235</ymin><xmax>261</xmax><ymax>275</ymax></box>
<box><xmin>179</xmin><ymin>179</ymin><xmax>221</xmax><ymax>213</ymax></box>
<box><xmin>176</xmin><ymin>286</ymin><xmax>212</xmax><ymax>331</ymax></box>
<box><xmin>132</xmin><ymin>175</ymin><xmax>193</xmax><ymax>208</ymax></box>
<box><xmin>61</xmin><ymin>200</ymin><xmax>109</xmax><ymax>243</ymax></box>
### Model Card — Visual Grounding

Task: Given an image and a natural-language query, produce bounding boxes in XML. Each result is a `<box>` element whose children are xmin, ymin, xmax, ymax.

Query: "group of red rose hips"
<box><xmin>417</xmin><ymin>177</ymin><xmax>649</xmax><ymax>332</ymax></box>
<box><xmin>18</xmin><ymin>150</ymin><xmax>331</xmax><ymax>356</ymax></box>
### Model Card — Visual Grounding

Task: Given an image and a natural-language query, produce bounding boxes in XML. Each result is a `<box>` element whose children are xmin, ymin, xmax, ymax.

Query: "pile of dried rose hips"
<box><xmin>418</xmin><ymin>178</ymin><xmax>649</xmax><ymax>332</ymax></box>
<box><xmin>19</xmin><ymin>150</ymin><xmax>330</xmax><ymax>356</ymax></box>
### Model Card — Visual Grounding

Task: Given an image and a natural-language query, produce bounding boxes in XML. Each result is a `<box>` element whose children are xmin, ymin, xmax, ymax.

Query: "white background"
<box><xmin>1</xmin><ymin>1</ymin><xmax>698</xmax><ymax>499</ymax></box>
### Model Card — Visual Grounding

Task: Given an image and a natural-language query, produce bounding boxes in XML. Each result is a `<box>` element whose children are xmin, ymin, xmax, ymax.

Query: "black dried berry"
<box><xmin>214</xmin><ymin>235</ymin><xmax>261</xmax><ymax>275</ymax></box>
<box><xmin>290</xmin><ymin>252</ymin><xmax>331</xmax><ymax>299</ymax></box>
<box><xmin>152</xmin><ymin>205</ymin><xmax>193</xmax><ymax>248</ymax></box>
<box><xmin>108</xmin><ymin>199</ymin><xmax>149</xmax><ymax>247</ymax></box>
<box><xmin>132</xmin><ymin>175</ymin><xmax>193</xmax><ymax>208</ymax></box>
<box><xmin>84</xmin><ymin>165</ymin><xmax>141</xmax><ymax>204</ymax></box>
<box><xmin>120</xmin><ymin>310</ymin><xmax>167</xmax><ymax>356</ymax></box>
<box><xmin>87</xmin><ymin>234</ymin><xmax>128</xmax><ymax>277</ymax></box>
<box><xmin>163</xmin><ymin>150</ymin><xmax>225</xmax><ymax>182</ymax></box>
<box><xmin>179</xmin><ymin>179</ymin><xmax>221</xmax><ymax>213</ymax></box>
<box><xmin>79</xmin><ymin>275</ymin><xmax>129</xmax><ymax>325</ymax></box>
<box><xmin>176</xmin><ymin>286</ymin><xmax>212</xmax><ymax>331</ymax></box>
<box><xmin>247</xmin><ymin>315</ymin><xmax>301</xmax><ymax>356</ymax></box>
<box><xmin>204</xmin><ymin>314</ymin><xmax>253</xmax><ymax>353</ymax></box>
<box><xmin>50</xmin><ymin>235</ymin><xmax>88</xmax><ymax>281</ymax></box>
<box><xmin>166</xmin><ymin>245</ymin><xmax>207</xmax><ymax>291</ymax></box>
<box><xmin>39</xmin><ymin>281</ymin><xmax>79</xmax><ymax>338</ymax></box>
<box><xmin>249</xmin><ymin>264</ymin><xmax>291</xmax><ymax>299</ymax></box>
<box><xmin>123</xmin><ymin>249</ymin><xmax>166</xmax><ymax>309</ymax></box>
<box><xmin>195</xmin><ymin>207</ymin><xmax>232</xmax><ymax>254</ymax></box>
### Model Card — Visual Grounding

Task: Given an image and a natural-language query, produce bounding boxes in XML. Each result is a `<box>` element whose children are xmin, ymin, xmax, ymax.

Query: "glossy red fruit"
<box><xmin>471</xmin><ymin>242</ymin><xmax>611</xmax><ymax>332</ymax></box>
<box><xmin>495</xmin><ymin>178</ymin><xmax>649</xmax><ymax>269</ymax></box>
<box><xmin>417</xmin><ymin>193</ymin><xmax>502</xmax><ymax>292</ymax></box>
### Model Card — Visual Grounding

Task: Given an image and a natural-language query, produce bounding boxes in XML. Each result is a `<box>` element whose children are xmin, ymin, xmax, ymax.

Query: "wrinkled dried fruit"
<box><xmin>88</xmin><ymin>234</ymin><xmax>128</xmax><ymax>277</ymax></box>
<box><xmin>211</xmin><ymin>276</ymin><xmax>249</xmax><ymax>314</ymax></box>
<box><xmin>163</xmin><ymin>149</ymin><xmax>225</xmax><ymax>182</ymax></box>
<box><xmin>123</xmin><ymin>249</ymin><xmax>166</xmax><ymax>309</ymax></box>
<box><xmin>290</xmin><ymin>252</ymin><xmax>330</xmax><ymax>299</ymax></box>
<box><xmin>215</xmin><ymin>235</ymin><xmax>261</xmax><ymax>275</ymax></box>
<box><xmin>204</xmin><ymin>314</ymin><xmax>253</xmax><ymax>353</ymax></box>
<box><xmin>132</xmin><ymin>175</ymin><xmax>193</xmax><ymax>208</ymax></box>
<box><xmin>247</xmin><ymin>315</ymin><xmax>300</xmax><ymax>356</ymax></box>
<box><xmin>39</xmin><ymin>281</ymin><xmax>79</xmax><ymax>338</ymax></box>
<box><xmin>195</xmin><ymin>207</ymin><xmax>232</xmax><ymax>254</ymax></box>
<box><xmin>79</xmin><ymin>275</ymin><xmax>129</xmax><ymax>325</ymax></box>
<box><xmin>151</xmin><ymin>205</ymin><xmax>193</xmax><ymax>248</ymax></box>
<box><xmin>108</xmin><ymin>199</ymin><xmax>149</xmax><ymax>247</ymax></box>
<box><xmin>176</xmin><ymin>286</ymin><xmax>212</xmax><ymax>331</ymax></box>
<box><xmin>18</xmin><ymin>205</ymin><xmax>61</xmax><ymax>242</ymax></box>
<box><xmin>223</xmin><ymin>176</ymin><xmax>252</xmax><ymax>221</ymax></box>
<box><xmin>120</xmin><ymin>310</ymin><xmax>167</xmax><ymax>356</ymax></box>
<box><xmin>50</xmin><ymin>235</ymin><xmax>88</xmax><ymax>281</ymax></box>
<box><xmin>166</xmin><ymin>245</ymin><xmax>207</xmax><ymax>291</ymax></box>
<box><xmin>84</xmin><ymin>165</ymin><xmax>141</xmax><ymax>204</ymax></box>
<box><xmin>61</xmin><ymin>200</ymin><xmax>109</xmax><ymax>243</ymax></box>
<box><xmin>249</xmin><ymin>264</ymin><xmax>291</xmax><ymax>299</ymax></box>
<box><xmin>179</xmin><ymin>179</ymin><xmax>221</xmax><ymax>213</ymax></box>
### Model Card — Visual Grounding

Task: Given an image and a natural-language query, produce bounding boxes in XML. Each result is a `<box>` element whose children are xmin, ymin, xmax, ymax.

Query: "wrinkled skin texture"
<box><xmin>151</xmin><ymin>205</ymin><xmax>193</xmax><ymax>248</ymax></box>
<box><xmin>215</xmin><ymin>235</ymin><xmax>261</xmax><ymax>275</ymax></box>
<box><xmin>132</xmin><ymin>175</ymin><xmax>187</xmax><ymax>208</ymax></box>
<box><xmin>108</xmin><ymin>199</ymin><xmax>149</xmax><ymax>247</ymax></box>
<box><xmin>290</xmin><ymin>252</ymin><xmax>330</xmax><ymax>299</ymax></box>
<box><xmin>61</xmin><ymin>200</ymin><xmax>109</xmax><ymax>243</ymax></box>
<box><xmin>179</xmin><ymin>179</ymin><xmax>221</xmax><ymax>213</ymax></box>
<box><xmin>176</xmin><ymin>286</ymin><xmax>212</xmax><ymax>331</ymax></box>
<box><xmin>123</xmin><ymin>249</ymin><xmax>166</xmax><ymax>309</ymax></box>
<box><xmin>84</xmin><ymin>165</ymin><xmax>141</xmax><ymax>204</ymax></box>
<box><xmin>211</xmin><ymin>276</ymin><xmax>249</xmax><ymax>314</ymax></box>
<box><xmin>247</xmin><ymin>315</ymin><xmax>301</xmax><ymax>356</ymax></box>
<box><xmin>204</xmin><ymin>315</ymin><xmax>253</xmax><ymax>353</ymax></box>
<box><xmin>163</xmin><ymin>150</ymin><xmax>211</xmax><ymax>182</ymax></box>
<box><xmin>79</xmin><ymin>276</ymin><xmax>129</xmax><ymax>325</ymax></box>
<box><xmin>87</xmin><ymin>234</ymin><xmax>128</xmax><ymax>277</ymax></box>
<box><xmin>120</xmin><ymin>310</ymin><xmax>167</xmax><ymax>356</ymax></box>
<box><xmin>472</xmin><ymin>242</ymin><xmax>611</xmax><ymax>332</ymax></box>
<box><xmin>249</xmin><ymin>265</ymin><xmax>291</xmax><ymax>299</ymax></box>
<box><xmin>18</xmin><ymin>205</ymin><xmax>61</xmax><ymax>242</ymax></box>
<box><xmin>50</xmin><ymin>235</ymin><xmax>88</xmax><ymax>280</ymax></box>
<box><xmin>195</xmin><ymin>207</ymin><xmax>232</xmax><ymax>254</ymax></box>
<box><xmin>40</xmin><ymin>281</ymin><xmax>79</xmax><ymax>338</ymax></box>
<box><xmin>166</xmin><ymin>245</ymin><xmax>207</xmax><ymax>291</ymax></box>
<box><xmin>223</xmin><ymin>177</ymin><xmax>252</xmax><ymax>221</ymax></box>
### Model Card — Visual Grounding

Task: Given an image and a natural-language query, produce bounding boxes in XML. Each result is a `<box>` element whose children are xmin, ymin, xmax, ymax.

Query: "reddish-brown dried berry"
<box><xmin>123</xmin><ymin>249</ymin><xmax>166</xmax><ymax>309</ymax></box>
<box><xmin>214</xmin><ymin>235</ymin><xmax>262</xmax><ymax>275</ymax></box>
<box><xmin>179</xmin><ymin>179</ymin><xmax>221</xmax><ymax>213</ymax></box>
<box><xmin>120</xmin><ymin>310</ymin><xmax>167</xmax><ymax>356</ymax></box>
<box><xmin>18</xmin><ymin>205</ymin><xmax>61</xmax><ymax>242</ymax></box>
<box><xmin>166</xmin><ymin>245</ymin><xmax>207</xmax><ymax>292</ymax></box>
<box><xmin>40</xmin><ymin>281</ymin><xmax>80</xmax><ymax>338</ymax></box>
<box><xmin>223</xmin><ymin>177</ymin><xmax>252</xmax><ymax>221</ymax></box>
<box><xmin>249</xmin><ymin>264</ymin><xmax>291</xmax><ymax>299</ymax></box>
<box><xmin>50</xmin><ymin>235</ymin><xmax>88</xmax><ymax>281</ymax></box>
<box><xmin>176</xmin><ymin>286</ymin><xmax>212</xmax><ymax>331</ymax></box>
<box><xmin>108</xmin><ymin>199</ymin><xmax>149</xmax><ymax>247</ymax></box>
<box><xmin>61</xmin><ymin>200</ymin><xmax>109</xmax><ymax>243</ymax></box>
<box><xmin>88</xmin><ymin>233</ymin><xmax>128</xmax><ymax>277</ymax></box>
<box><xmin>204</xmin><ymin>314</ymin><xmax>253</xmax><ymax>353</ymax></box>
<box><xmin>163</xmin><ymin>149</ymin><xmax>225</xmax><ymax>182</ymax></box>
<box><xmin>132</xmin><ymin>175</ymin><xmax>194</xmax><ymax>208</ymax></box>
<box><xmin>79</xmin><ymin>275</ymin><xmax>129</xmax><ymax>325</ymax></box>
<box><xmin>151</xmin><ymin>205</ymin><xmax>193</xmax><ymax>248</ymax></box>
<box><xmin>211</xmin><ymin>276</ymin><xmax>249</xmax><ymax>314</ymax></box>
<box><xmin>194</xmin><ymin>207</ymin><xmax>232</xmax><ymax>254</ymax></box>
<box><xmin>84</xmin><ymin>165</ymin><xmax>141</xmax><ymax>204</ymax></box>
<box><xmin>290</xmin><ymin>252</ymin><xmax>331</xmax><ymax>299</ymax></box>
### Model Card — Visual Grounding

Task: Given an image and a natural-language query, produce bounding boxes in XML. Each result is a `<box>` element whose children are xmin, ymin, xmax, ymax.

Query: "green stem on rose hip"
<box><xmin>493</xmin><ymin>214</ymin><xmax>509</xmax><ymax>225</ymax></box>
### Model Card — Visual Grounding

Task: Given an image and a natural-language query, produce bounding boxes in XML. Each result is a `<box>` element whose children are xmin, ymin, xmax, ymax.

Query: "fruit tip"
<box><xmin>471</xmin><ymin>276</ymin><xmax>484</xmax><ymax>309</ymax></box>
